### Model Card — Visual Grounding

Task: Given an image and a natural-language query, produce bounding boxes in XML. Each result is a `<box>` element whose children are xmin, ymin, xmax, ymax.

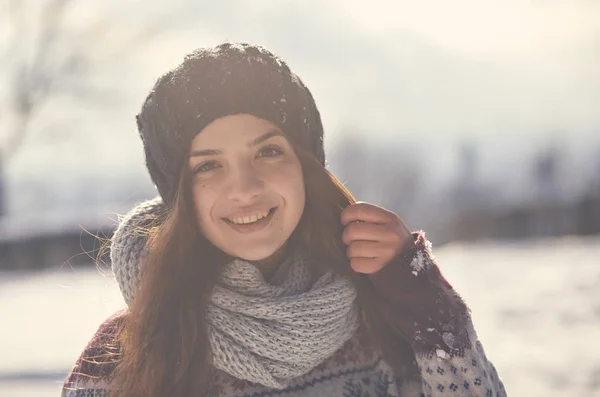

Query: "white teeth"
<box><xmin>230</xmin><ymin>210</ymin><xmax>270</xmax><ymax>225</ymax></box>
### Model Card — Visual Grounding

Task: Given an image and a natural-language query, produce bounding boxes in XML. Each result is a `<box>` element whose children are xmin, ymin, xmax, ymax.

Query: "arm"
<box><xmin>61</xmin><ymin>310</ymin><xmax>125</xmax><ymax>397</ymax></box>
<box><xmin>368</xmin><ymin>232</ymin><xmax>507</xmax><ymax>397</ymax></box>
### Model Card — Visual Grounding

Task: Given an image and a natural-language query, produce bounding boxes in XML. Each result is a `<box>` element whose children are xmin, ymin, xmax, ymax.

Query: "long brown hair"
<box><xmin>112</xmin><ymin>141</ymin><xmax>418</xmax><ymax>397</ymax></box>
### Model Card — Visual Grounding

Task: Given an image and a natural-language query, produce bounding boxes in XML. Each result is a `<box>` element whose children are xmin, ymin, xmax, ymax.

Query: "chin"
<box><xmin>232</xmin><ymin>244</ymin><xmax>284</xmax><ymax>262</ymax></box>
<box><xmin>236</xmin><ymin>250</ymin><xmax>276</xmax><ymax>262</ymax></box>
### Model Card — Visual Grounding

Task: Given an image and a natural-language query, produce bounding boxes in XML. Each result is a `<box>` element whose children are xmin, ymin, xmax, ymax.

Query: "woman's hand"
<box><xmin>341</xmin><ymin>202</ymin><xmax>413</xmax><ymax>274</ymax></box>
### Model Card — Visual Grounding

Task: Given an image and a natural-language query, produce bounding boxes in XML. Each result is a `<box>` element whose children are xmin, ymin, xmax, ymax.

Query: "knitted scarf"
<box><xmin>208</xmin><ymin>254</ymin><xmax>359</xmax><ymax>388</ymax></box>
<box><xmin>111</xmin><ymin>198</ymin><xmax>360</xmax><ymax>389</ymax></box>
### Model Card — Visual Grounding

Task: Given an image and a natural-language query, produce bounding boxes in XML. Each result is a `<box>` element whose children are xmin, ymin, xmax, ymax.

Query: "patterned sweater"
<box><xmin>62</xmin><ymin>232</ymin><xmax>507</xmax><ymax>397</ymax></box>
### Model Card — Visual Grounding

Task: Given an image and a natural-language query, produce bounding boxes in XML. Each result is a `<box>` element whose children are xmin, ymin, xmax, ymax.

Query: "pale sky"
<box><xmin>170</xmin><ymin>1</ymin><xmax>597</xmax><ymax>144</ymax></box>
<box><xmin>2</xmin><ymin>0</ymin><xmax>599</xmax><ymax>202</ymax></box>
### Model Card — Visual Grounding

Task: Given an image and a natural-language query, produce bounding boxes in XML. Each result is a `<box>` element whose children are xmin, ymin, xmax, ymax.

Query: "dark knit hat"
<box><xmin>136</xmin><ymin>42</ymin><xmax>325</xmax><ymax>205</ymax></box>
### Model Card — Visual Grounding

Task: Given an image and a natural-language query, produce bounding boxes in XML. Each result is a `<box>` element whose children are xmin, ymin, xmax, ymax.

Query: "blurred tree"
<box><xmin>534</xmin><ymin>146</ymin><xmax>561</xmax><ymax>202</ymax></box>
<box><xmin>451</xmin><ymin>141</ymin><xmax>483</xmax><ymax>211</ymax></box>
<box><xmin>576</xmin><ymin>143</ymin><xmax>600</xmax><ymax>235</ymax></box>
<box><xmin>0</xmin><ymin>151</ymin><xmax>4</xmax><ymax>217</ymax></box>
<box><xmin>0</xmin><ymin>0</ymin><xmax>170</xmax><ymax>216</ymax></box>
<box><xmin>594</xmin><ymin>143</ymin><xmax>600</xmax><ymax>194</ymax></box>
<box><xmin>532</xmin><ymin>145</ymin><xmax>565</xmax><ymax>236</ymax></box>
<box><xmin>458</xmin><ymin>141</ymin><xmax>477</xmax><ymax>184</ymax></box>
<box><xmin>448</xmin><ymin>141</ymin><xmax>482</xmax><ymax>240</ymax></box>
<box><xmin>1</xmin><ymin>0</ymin><xmax>86</xmax><ymax>159</ymax></box>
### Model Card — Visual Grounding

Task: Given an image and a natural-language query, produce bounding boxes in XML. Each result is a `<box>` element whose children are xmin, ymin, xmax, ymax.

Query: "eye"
<box><xmin>257</xmin><ymin>145</ymin><xmax>284</xmax><ymax>158</ymax></box>
<box><xmin>193</xmin><ymin>161</ymin><xmax>221</xmax><ymax>174</ymax></box>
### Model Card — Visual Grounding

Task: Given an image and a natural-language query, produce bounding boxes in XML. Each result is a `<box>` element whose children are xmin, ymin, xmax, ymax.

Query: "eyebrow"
<box><xmin>248</xmin><ymin>129</ymin><xmax>283</xmax><ymax>147</ymax></box>
<box><xmin>189</xmin><ymin>129</ymin><xmax>283</xmax><ymax>157</ymax></box>
<box><xmin>189</xmin><ymin>148</ymin><xmax>222</xmax><ymax>157</ymax></box>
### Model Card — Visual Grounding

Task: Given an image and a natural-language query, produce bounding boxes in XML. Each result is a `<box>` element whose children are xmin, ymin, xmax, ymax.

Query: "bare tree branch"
<box><xmin>3</xmin><ymin>0</ymin><xmax>76</xmax><ymax>158</ymax></box>
<box><xmin>1</xmin><ymin>0</ymin><xmax>171</xmax><ymax>162</ymax></box>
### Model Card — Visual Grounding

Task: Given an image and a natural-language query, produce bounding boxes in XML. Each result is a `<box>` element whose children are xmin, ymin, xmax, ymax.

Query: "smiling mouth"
<box><xmin>224</xmin><ymin>207</ymin><xmax>277</xmax><ymax>225</ymax></box>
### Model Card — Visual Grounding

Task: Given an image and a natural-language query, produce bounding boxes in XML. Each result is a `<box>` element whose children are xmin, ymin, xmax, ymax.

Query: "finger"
<box><xmin>341</xmin><ymin>202</ymin><xmax>397</xmax><ymax>226</ymax></box>
<box><xmin>342</xmin><ymin>222</ymin><xmax>392</xmax><ymax>245</ymax></box>
<box><xmin>349</xmin><ymin>257</ymin><xmax>387</xmax><ymax>274</ymax></box>
<box><xmin>348</xmin><ymin>240</ymin><xmax>400</xmax><ymax>262</ymax></box>
<box><xmin>346</xmin><ymin>240</ymin><xmax>379</xmax><ymax>259</ymax></box>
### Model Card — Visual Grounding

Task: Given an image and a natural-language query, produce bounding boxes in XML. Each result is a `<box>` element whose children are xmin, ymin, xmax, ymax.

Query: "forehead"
<box><xmin>191</xmin><ymin>114</ymin><xmax>281</xmax><ymax>149</ymax></box>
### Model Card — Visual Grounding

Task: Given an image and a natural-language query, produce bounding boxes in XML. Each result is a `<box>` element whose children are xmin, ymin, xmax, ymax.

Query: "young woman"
<box><xmin>62</xmin><ymin>42</ymin><xmax>507</xmax><ymax>397</ymax></box>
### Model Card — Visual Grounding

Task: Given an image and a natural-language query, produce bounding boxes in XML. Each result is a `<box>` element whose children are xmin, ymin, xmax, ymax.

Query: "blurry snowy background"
<box><xmin>0</xmin><ymin>0</ymin><xmax>599</xmax><ymax>396</ymax></box>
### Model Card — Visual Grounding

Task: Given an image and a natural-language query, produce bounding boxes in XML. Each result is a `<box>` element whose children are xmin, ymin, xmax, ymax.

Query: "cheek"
<box><xmin>191</xmin><ymin>182</ymin><xmax>218</xmax><ymax>230</ymax></box>
<box><xmin>292</xmin><ymin>169</ymin><xmax>306</xmax><ymax>209</ymax></box>
<box><xmin>270</xmin><ymin>160</ymin><xmax>305</xmax><ymax>212</ymax></box>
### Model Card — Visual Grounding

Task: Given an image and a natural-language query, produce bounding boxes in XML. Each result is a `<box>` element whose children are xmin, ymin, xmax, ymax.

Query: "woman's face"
<box><xmin>188</xmin><ymin>114</ymin><xmax>306</xmax><ymax>261</ymax></box>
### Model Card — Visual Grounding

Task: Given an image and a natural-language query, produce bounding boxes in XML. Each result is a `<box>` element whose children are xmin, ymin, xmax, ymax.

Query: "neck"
<box><xmin>251</xmin><ymin>244</ymin><xmax>288</xmax><ymax>280</ymax></box>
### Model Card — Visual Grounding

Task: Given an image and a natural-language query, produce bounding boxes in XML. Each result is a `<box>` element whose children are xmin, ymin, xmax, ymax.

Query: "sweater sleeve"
<box><xmin>368</xmin><ymin>232</ymin><xmax>507</xmax><ymax>397</ymax></box>
<box><xmin>61</xmin><ymin>310</ymin><xmax>125</xmax><ymax>397</ymax></box>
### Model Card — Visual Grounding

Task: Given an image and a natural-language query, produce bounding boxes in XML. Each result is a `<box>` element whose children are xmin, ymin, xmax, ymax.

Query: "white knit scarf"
<box><xmin>207</xmin><ymin>254</ymin><xmax>360</xmax><ymax>389</ymax></box>
<box><xmin>111</xmin><ymin>199</ymin><xmax>360</xmax><ymax>389</ymax></box>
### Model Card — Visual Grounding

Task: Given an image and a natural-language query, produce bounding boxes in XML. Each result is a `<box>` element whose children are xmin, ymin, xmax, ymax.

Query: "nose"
<box><xmin>226</xmin><ymin>163</ymin><xmax>264</xmax><ymax>203</ymax></box>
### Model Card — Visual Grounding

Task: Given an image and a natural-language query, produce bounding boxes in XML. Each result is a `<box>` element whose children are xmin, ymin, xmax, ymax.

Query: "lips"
<box><xmin>224</xmin><ymin>207</ymin><xmax>276</xmax><ymax>225</ymax></box>
<box><xmin>221</xmin><ymin>207</ymin><xmax>278</xmax><ymax>234</ymax></box>
<box><xmin>228</xmin><ymin>210</ymin><xmax>270</xmax><ymax>225</ymax></box>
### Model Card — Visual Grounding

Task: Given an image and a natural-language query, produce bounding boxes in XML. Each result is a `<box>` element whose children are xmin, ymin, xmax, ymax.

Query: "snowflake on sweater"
<box><xmin>342</xmin><ymin>370</ymin><xmax>401</xmax><ymax>397</ymax></box>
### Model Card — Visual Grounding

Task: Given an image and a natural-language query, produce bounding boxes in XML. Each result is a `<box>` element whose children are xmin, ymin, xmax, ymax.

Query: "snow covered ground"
<box><xmin>1</xmin><ymin>235</ymin><xmax>599</xmax><ymax>397</ymax></box>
